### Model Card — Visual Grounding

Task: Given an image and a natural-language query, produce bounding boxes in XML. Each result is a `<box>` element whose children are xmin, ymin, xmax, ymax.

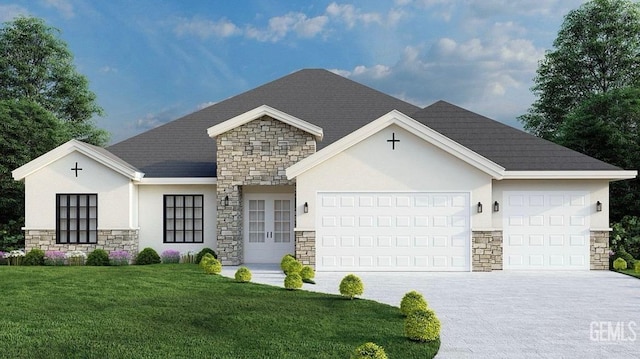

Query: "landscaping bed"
<box><xmin>0</xmin><ymin>264</ymin><xmax>439</xmax><ymax>358</ymax></box>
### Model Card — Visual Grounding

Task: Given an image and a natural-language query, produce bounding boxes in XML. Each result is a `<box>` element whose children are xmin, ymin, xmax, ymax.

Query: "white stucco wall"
<box><xmin>137</xmin><ymin>184</ymin><xmax>217</xmax><ymax>254</ymax></box>
<box><xmin>24</xmin><ymin>151</ymin><xmax>134</xmax><ymax>229</ymax></box>
<box><xmin>492</xmin><ymin>179</ymin><xmax>611</xmax><ymax>229</ymax></box>
<box><xmin>294</xmin><ymin>125</ymin><xmax>494</xmax><ymax>230</ymax></box>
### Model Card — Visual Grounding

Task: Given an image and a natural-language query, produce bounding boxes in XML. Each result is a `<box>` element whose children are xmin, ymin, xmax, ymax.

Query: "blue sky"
<box><xmin>1</xmin><ymin>0</ymin><xmax>587</xmax><ymax>144</ymax></box>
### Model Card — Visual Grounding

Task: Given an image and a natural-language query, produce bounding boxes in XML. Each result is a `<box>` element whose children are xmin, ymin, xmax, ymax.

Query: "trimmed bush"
<box><xmin>86</xmin><ymin>249</ymin><xmax>110</xmax><ymax>266</ymax></box>
<box><xmin>283</xmin><ymin>258</ymin><xmax>303</xmax><ymax>275</ymax></box>
<box><xmin>300</xmin><ymin>265</ymin><xmax>315</xmax><ymax>284</ymax></box>
<box><xmin>351</xmin><ymin>342</ymin><xmax>388</xmax><ymax>359</ymax></box>
<box><xmin>135</xmin><ymin>247</ymin><xmax>161</xmax><ymax>265</ymax></box>
<box><xmin>400</xmin><ymin>290</ymin><xmax>428</xmax><ymax>316</ymax></box>
<box><xmin>339</xmin><ymin>274</ymin><xmax>364</xmax><ymax>299</ymax></box>
<box><xmin>23</xmin><ymin>248</ymin><xmax>45</xmax><ymax>266</ymax></box>
<box><xmin>199</xmin><ymin>253</ymin><xmax>216</xmax><ymax>268</ymax></box>
<box><xmin>161</xmin><ymin>249</ymin><xmax>181</xmax><ymax>264</ymax></box>
<box><xmin>203</xmin><ymin>258</ymin><xmax>222</xmax><ymax>275</ymax></box>
<box><xmin>613</xmin><ymin>257</ymin><xmax>628</xmax><ymax>270</ymax></box>
<box><xmin>195</xmin><ymin>248</ymin><xmax>217</xmax><ymax>265</ymax></box>
<box><xmin>235</xmin><ymin>266</ymin><xmax>252</xmax><ymax>283</ymax></box>
<box><xmin>284</xmin><ymin>273</ymin><xmax>303</xmax><ymax>290</ymax></box>
<box><xmin>635</xmin><ymin>261</ymin><xmax>640</xmax><ymax>274</ymax></box>
<box><xmin>612</xmin><ymin>248</ymin><xmax>635</xmax><ymax>269</ymax></box>
<box><xmin>280</xmin><ymin>254</ymin><xmax>296</xmax><ymax>272</ymax></box>
<box><xmin>404</xmin><ymin>308</ymin><xmax>441</xmax><ymax>342</ymax></box>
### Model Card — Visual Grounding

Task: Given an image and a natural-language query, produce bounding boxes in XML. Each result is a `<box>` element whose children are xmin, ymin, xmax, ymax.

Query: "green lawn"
<box><xmin>616</xmin><ymin>268</ymin><xmax>640</xmax><ymax>279</ymax></box>
<box><xmin>0</xmin><ymin>264</ymin><xmax>439</xmax><ymax>358</ymax></box>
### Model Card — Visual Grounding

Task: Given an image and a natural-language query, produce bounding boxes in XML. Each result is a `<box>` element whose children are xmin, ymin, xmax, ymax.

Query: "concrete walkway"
<box><xmin>221</xmin><ymin>265</ymin><xmax>640</xmax><ymax>358</ymax></box>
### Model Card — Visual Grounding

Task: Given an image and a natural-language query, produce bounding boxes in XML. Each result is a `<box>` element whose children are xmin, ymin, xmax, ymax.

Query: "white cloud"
<box><xmin>196</xmin><ymin>101</ymin><xmax>217</xmax><ymax>110</ymax></box>
<box><xmin>99</xmin><ymin>66</ymin><xmax>118</xmax><ymax>74</ymax></box>
<box><xmin>246</xmin><ymin>12</ymin><xmax>328</xmax><ymax>42</ymax></box>
<box><xmin>326</xmin><ymin>2</ymin><xmax>405</xmax><ymax>27</ymax></box>
<box><xmin>174</xmin><ymin>17</ymin><xmax>240</xmax><ymax>39</ymax></box>
<box><xmin>41</xmin><ymin>0</ymin><xmax>74</xmax><ymax>19</ymax></box>
<box><xmin>0</xmin><ymin>4</ymin><xmax>28</xmax><ymax>22</ymax></box>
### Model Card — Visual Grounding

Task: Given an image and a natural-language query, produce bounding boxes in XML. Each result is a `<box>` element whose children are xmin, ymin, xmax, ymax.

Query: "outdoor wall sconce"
<box><xmin>477</xmin><ymin>202</ymin><xmax>483</xmax><ymax>213</ymax></box>
<box><xmin>303</xmin><ymin>202</ymin><xmax>309</xmax><ymax>213</ymax></box>
<box><xmin>596</xmin><ymin>201</ymin><xmax>602</xmax><ymax>212</ymax></box>
<box><xmin>224</xmin><ymin>195</ymin><xmax>229</xmax><ymax>207</ymax></box>
<box><xmin>493</xmin><ymin>201</ymin><xmax>500</xmax><ymax>212</ymax></box>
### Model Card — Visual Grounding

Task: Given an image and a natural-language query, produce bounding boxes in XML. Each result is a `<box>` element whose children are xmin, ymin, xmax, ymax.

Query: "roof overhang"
<box><xmin>12</xmin><ymin>139</ymin><xmax>144</xmax><ymax>181</ymax></box>
<box><xmin>502</xmin><ymin>170</ymin><xmax>637</xmax><ymax>181</ymax></box>
<box><xmin>286</xmin><ymin>110</ymin><xmax>506</xmax><ymax>180</ymax></box>
<box><xmin>207</xmin><ymin>105</ymin><xmax>324</xmax><ymax>140</ymax></box>
<box><xmin>138</xmin><ymin>177</ymin><xmax>217</xmax><ymax>185</ymax></box>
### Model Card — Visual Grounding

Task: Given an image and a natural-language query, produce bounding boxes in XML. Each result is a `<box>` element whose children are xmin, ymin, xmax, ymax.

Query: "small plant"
<box><xmin>199</xmin><ymin>253</ymin><xmax>217</xmax><ymax>268</ymax></box>
<box><xmin>339</xmin><ymin>274</ymin><xmax>364</xmax><ymax>299</ymax></box>
<box><xmin>283</xmin><ymin>258</ymin><xmax>303</xmax><ymax>275</ymax></box>
<box><xmin>5</xmin><ymin>249</ymin><xmax>25</xmax><ymax>266</ymax></box>
<box><xmin>203</xmin><ymin>258</ymin><xmax>222</xmax><ymax>275</ymax></box>
<box><xmin>23</xmin><ymin>248</ymin><xmax>45</xmax><ymax>266</ymax></box>
<box><xmin>404</xmin><ymin>308</ymin><xmax>441</xmax><ymax>342</ymax></box>
<box><xmin>109</xmin><ymin>250</ymin><xmax>131</xmax><ymax>266</ymax></box>
<box><xmin>280</xmin><ymin>254</ymin><xmax>296</xmax><ymax>272</ymax></box>
<box><xmin>181</xmin><ymin>250</ymin><xmax>196</xmax><ymax>263</ymax></box>
<box><xmin>235</xmin><ymin>266</ymin><xmax>252</xmax><ymax>283</ymax></box>
<box><xmin>612</xmin><ymin>248</ymin><xmax>635</xmax><ymax>269</ymax></box>
<box><xmin>195</xmin><ymin>248</ymin><xmax>217</xmax><ymax>264</ymax></box>
<box><xmin>135</xmin><ymin>247</ymin><xmax>161</xmax><ymax>265</ymax></box>
<box><xmin>400</xmin><ymin>290</ymin><xmax>428</xmax><ymax>316</ymax></box>
<box><xmin>284</xmin><ymin>273</ymin><xmax>303</xmax><ymax>290</ymax></box>
<box><xmin>44</xmin><ymin>251</ymin><xmax>66</xmax><ymax>266</ymax></box>
<box><xmin>161</xmin><ymin>249</ymin><xmax>181</xmax><ymax>264</ymax></box>
<box><xmin>613</xmin><ymin>257</ymin><xmax>628</xmax><ymax>270</ymax></box>
<box><xmin>351</xmin><ymin>342</ymin><xmax>388</xmax><ymax>359</ymax></box>
<box><xmin>300</xmin><ymin>265</ymin><xmax>315</xmax><ymax>284</ymax></box>
<box><xmin>65</xmin><ymin>250</ymin><xmax>87</xmax><ymax>266</ymax></box>
<box><xmin>86</xmin><ymin>249</ymin><xmax>110</xmax><ymax>266</ymax></box>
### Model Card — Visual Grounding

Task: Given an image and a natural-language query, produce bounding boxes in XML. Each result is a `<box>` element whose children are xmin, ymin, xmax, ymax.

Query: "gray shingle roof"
<box><xmin>107</xmin><ymin>68</ymin><xmax>621</xmax><ymax>177</ymax></box>
<box><xmin>411</xmin><ymin>101</ymin><xmax>621</xmax><ymax>171</ymax></box>
<box><xmin>107</xmin><ymin>69</ymin><xmax>420</xmax><ymax>177</ymax></box>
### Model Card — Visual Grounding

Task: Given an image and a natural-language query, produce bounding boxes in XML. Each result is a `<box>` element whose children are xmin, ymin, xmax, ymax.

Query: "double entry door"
<box><xmin>243</xmin><ymin>193</ymin><xmax>295</xmax><ymax>263</ymax></box>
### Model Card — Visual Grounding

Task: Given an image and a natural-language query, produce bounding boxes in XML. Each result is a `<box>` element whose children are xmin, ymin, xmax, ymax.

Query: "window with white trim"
<box><xmin>56</xmin><ymin>194</ymin><xmax>98</xmax><ymax>244</ymax></box>
<box><xmin>164</xmin><ymin>195</ymin><xmax>204</xmax><ymax>243</ymax></box>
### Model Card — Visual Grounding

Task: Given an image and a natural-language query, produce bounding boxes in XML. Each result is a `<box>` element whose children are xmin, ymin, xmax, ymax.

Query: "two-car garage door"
<box><xmin>316</xmin><ymin>192</ymin><xmax>471</xmax><ymax>271</ymax></box>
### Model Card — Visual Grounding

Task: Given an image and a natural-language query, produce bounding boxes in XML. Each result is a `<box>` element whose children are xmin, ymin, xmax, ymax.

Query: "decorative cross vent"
<box><xmin>71</xmin><ymin>162</ymin><xmax>83</xmax><ymax>177</ymax></box>
<box><xmin>387</xmin><ymin>132</ymin><xmax>400</xmax><ymax>150</ymax></box>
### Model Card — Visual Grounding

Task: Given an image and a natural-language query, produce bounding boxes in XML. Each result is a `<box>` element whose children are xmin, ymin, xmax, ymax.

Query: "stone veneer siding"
<box><xmin>295</xmin><ymin>231</ymin><xmax>316</xmax><ymax>267</ymax></box>
<box><xmin>472</xmin><ymin>230</ymin><xmax>503</xmax><ymax>271</ymax></box>
<box><xmin>590</xmin><ymin>230</ymin><xmax>609</xmax><ymax>270</ymax></box>
<box><xmin>216</xmin><ymin>116</ymin><xmax>316</xmax><ymax>265</ymax></box>
<box><xmin>24</xmin><ymin>229</ymin><xmax>139</xmax><ymax>259</ymax></box>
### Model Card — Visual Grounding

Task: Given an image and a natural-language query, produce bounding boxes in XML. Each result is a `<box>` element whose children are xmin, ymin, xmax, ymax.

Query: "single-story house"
<box><xmin>12</xmin><ymin>69</ymin><xmax>637</xmax><ymax>271</ymax></box>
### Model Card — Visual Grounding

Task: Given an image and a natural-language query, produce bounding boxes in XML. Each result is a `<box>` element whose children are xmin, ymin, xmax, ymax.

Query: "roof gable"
<box><xmin>207</xmin><ymin>105</ymin><xmax>323</xmax><ymax>140</ymax></box>
<box><xmin>12</xmin><ymin>139</ymin><xmax>144</xmax><ymax>181</ymax></box>
<box><xmin>287</xmin><ymin>110</ymin><xmax>506</xmax><ymax>180</ymax></box>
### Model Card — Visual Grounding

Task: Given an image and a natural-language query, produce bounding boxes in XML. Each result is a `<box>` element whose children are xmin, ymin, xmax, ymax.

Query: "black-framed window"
<box><xmin>164</xmin><ymin>195</ymin><xmax>204</xmax><ymax>243</ymax></box>
<box><xmin>56</xmin><ymin>194</ymin><xmax>98</xmax><ymax>244</ymax></box>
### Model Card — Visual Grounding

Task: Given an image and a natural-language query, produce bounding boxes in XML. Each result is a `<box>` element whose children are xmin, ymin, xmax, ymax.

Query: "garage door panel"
<box><xmin>316</xmin><ymin>192</ymin><xmax>470</xmax><ymax>271</ymax></box>
<box><xmin>503</xmin><ymin>191</ymin><xmax>590</xmax><ymax>270</ymax></box>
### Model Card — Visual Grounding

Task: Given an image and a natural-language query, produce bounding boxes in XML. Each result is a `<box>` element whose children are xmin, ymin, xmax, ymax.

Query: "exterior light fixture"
<box><xmin>303</xmin><ymin>202</ymin><xmax>309</xmax><ymax>213</ymax></box>
<box><xmin>477</xmin><ymin>202</ymin><xmax>483</xmax><ymax>213</ymax></box>
<box><xmin>493</xmin><ymin>201</ymin><xmax>500</xmax><ymax>212</ymax></box>
<box><xmin>224</xmin><ymin>195</ymin><xmax>229</xmax><ymax>207</ymax></box>
<box><xmin>596</xmin><ymin>201</ymin><xmax>602</xmax><ymax>212</ymax></box>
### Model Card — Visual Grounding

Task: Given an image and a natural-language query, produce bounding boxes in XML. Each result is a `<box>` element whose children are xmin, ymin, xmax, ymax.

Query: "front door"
<box><xmin>243</xmin><ymin>193</ymin><xmax>295</xmax><ymax>263</ymax></box>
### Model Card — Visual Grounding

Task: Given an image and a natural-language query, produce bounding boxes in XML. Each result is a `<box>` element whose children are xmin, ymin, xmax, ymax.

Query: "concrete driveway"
<box><xmin>221</xmin><ymin>266</ymin><xmax>639</xmax><ymax>358</ymax></box>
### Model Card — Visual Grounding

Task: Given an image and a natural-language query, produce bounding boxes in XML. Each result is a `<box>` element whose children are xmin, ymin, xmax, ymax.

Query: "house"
<box><xmin>12</xmin><ymin>69</ymin><xmax>637</xmax><ymax>271</ymax></box>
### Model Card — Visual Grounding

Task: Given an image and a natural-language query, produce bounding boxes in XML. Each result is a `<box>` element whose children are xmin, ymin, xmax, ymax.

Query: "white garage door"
<box><xmin>316</xmin><ymin>192</ymin><xmax>470</xmax><ymax>271</ymax></box>
<box><xmin>503</xmin><ymin>191</ymin><xmax>590</xmax><ymax>270</ymax></box>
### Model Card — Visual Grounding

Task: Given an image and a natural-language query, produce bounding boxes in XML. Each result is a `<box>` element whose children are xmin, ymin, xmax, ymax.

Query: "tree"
<box><xmin>0</xmin><ymin>16</ymin><xmax>107</xmax><ymax>144</ymax></box>
<box><xmin>556</xmin><ymin>87</ymin><xmax>640</xmax><ymax>220</ymax></box>
<box><xmin>519</xmin><ymin>0</ymin><xmax>640</xmax><ymax>140</ymax></box>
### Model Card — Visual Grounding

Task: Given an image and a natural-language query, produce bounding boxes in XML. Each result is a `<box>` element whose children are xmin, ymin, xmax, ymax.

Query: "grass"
<box><xmin>0</xmin><ymin>264</ymin><xmax>439</xmax><ymax>358</ymax></box>
<box><xmin>616</xmin><ymin>268</ymin><xmax>640</xmax><ymax>279</ymax></box>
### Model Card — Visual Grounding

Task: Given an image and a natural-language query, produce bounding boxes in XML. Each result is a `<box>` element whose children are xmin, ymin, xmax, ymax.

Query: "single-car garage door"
<box><xmin>316</xmin><ymin>192</ymin><xmax>471</xmax><ymax>271</ymax></box>
<box><xmin>503</xmin><ymin>191</ymin><xmax>590</xmax><ymax>270</ymax></box>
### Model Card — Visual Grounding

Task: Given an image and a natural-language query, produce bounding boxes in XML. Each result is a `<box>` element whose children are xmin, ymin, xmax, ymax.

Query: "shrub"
<box><xmin>44</xmin><ymin>251</ymin><xmax>66</xmax><ymax>266</ymax></box>
<box><xmin>300</xmin><ymin>265</ymin><xmax>315</xmax><ymax>284</ymax></box>
<box><xmin>203</xmin><ymin>258</ymin><xmax>222</xmax><ymax>275</ymax></box>
<box><xmin>86</xmin><ymin>249</ymin><xmax>110</xmax><ymax>266</ymax></box>
<box><xmin>400</xmin><ymin>290</ymin><xmax>428</xmax><ymax>316</ymax></box>
<box><xmin>5</xmin><ymin>249</ymin><xmax>25</xmax><ymax>265</ymax></box>
<box><xmin>109</xmin><ymin>250</ymin><xmax>131</xmax><ymax>266</ymax></box>
<box><xmin>339</xmin><ymin>274</ymin><xmax>364</xmax><ymax>299</ymax></box>
<box><xmin>199</xmin><ymin>253</ymin><xmax>217</xmax><ymax>268</ymax></box>
<box><xmin>23</xmin><ymin>248</ymin><xmax>45</xmax><ymax>266</ymax></box>
<box><xmin>635</xmin><ymin>261</ymin><xmax>640</xmax><ymax>274</ymax></box>
<box><xmin>284</xmin><ymin>273</ymin><xmax>303</xmax><ymax>290</ymax></box>
<box><xmin>280</xmin><ymin>254</ymin><xmax>296</xmax><ymax>272</ymax></box>
<box><xmin>161</xmin><ymin>249</ymin><xmax>181</xmax><ymax>264</ymax></box>
<box><xmin>351</xmin><ymin>342</ymin><xmax>388</xmax><ymax>359</ymax></box>
<box><xmin>404</xmin><ymin>308</ymin><xmax>441</xmax><ymax>342</ymax></box>
<box><xmin>614</xmin><ymin>248</ymin><xmax>636</xmax><ymax>269</ymax></box>
<box><xmin>195</xmin><ymin>248</ymin><xmax>217</xmax><ymax>264</ymax></box>
<box><xmin>283</xmin><ymin>258</ymin><xmax>303</xmax><ymax>275</ymax></box>
<box><xmin>235</xmin><ymin>266</ymin><xmax>252</xmax><ymax>283</ymax></box>
<box><xmin>65</xmin><ymin>250</ymin><xmax>86</xmax><ymax>266</ymax></box>
<box><xmin>611</xmin><ymin>216</ymin><xmax>640</xmax><ymax>259</ymax></box>
<box><xmin>613</xmin><ymin>257</ymin><xmax>628</xmax><ymax>270</ymax></box>
<box><xmin>135</xmin><ymin>247</ymin><xmax>161</xmax><ymax>265</ymax></box>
